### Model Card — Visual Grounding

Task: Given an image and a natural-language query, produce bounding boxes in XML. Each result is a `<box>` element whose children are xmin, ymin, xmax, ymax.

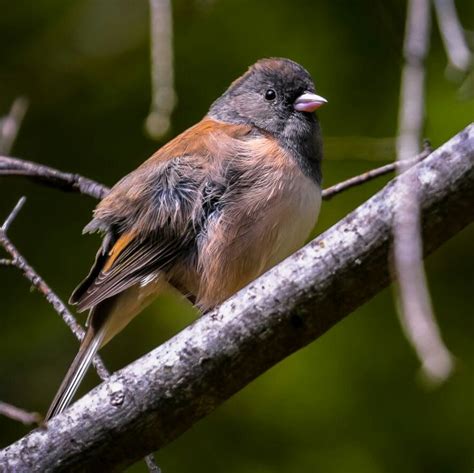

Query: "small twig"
<box><xmin>0</xmin><ymin>98</ymin><xmax>29</xmax><ymax>155</ymax></box>
<box><xmin>433</xmin><ymin>0</ymin><xmax>472</xmax><ymax>73</ymax></box>
<box><xmin>0</xmin><ymin>156</ymin><xmax>109</xmax><ymax>200</ymax></box>
<box><xmin>322</xmin><ymin>149</ymin><xmax>430</xmax><ymax>201</ymax></box>
<box><xmin>395</xmin><ymin>0</ymin><xmax>454</xmax><ymax>385</ymax></box>
<box><xmin>0</xmin><ymin>401</ymin><xmax>41</xmax><ymax>426</ymax></box>
<box><xmin>1</xmin><ymin>196</ymin><xmax>26</xmax><ymax>232</ymax></box>
<box><xmin>0</xmin><ymin>198</ymin><xmax>109</xmax><ymax>380</ymax></box>
<box><xmin>146</xmin><ymin>0</ymin><xmax>176</xmax><ymax>139</ymax></box>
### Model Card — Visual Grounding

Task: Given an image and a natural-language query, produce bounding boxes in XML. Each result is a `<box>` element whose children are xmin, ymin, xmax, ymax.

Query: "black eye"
<box><xmin>264</xmin><ymin>89</ymin><xmax>276</xmax><ymax>101</ymax></box>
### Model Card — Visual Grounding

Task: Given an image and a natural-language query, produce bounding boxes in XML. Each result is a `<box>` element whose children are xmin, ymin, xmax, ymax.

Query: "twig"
<box><xmin>0</xmin><ymin>401</ymin><xmax>41</xmax><ymax>426</ymax></box>
<box><xmin>0</xmin><ymin>98</ymin><xmax>28</xmax><ymax>155</ymax></box>
<box><xmin>322</xmin><ymin>148</ymin><xmax>430</xmax><ymax>201</ymax></box>
<box><xmin>0</xmin><ymin>198</ymin><xmax>109</xmax><ymax>380</ymax></box>
<box><xmin>1</xmin><ymin>196</ymin><xmax>26</xmax><ymax>232</ymax></box>
<box><xmin>433</xmin><ymin>0</ymin><xmax>472</xmax><ymax>73</ymax></box>
<box><xmin>0</xmin><ymin>156</ymin><xmax>108</xmax><ymax>200</ymax></box>
<box><xmin>395</xmin><ymin>0</ymin><xmax>454</xmax><ymax>384</ymax></box>
<box><xmin>146</xmin><ymin>0</ymin><xmax>176</xmax><ymax>139</ymax></box>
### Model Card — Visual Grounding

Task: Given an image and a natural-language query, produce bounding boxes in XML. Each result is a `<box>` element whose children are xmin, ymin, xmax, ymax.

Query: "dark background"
<box><xmin>0</xmin><ymin>1</ymin><xmax>473</xmax><ymax>471</ymax></box>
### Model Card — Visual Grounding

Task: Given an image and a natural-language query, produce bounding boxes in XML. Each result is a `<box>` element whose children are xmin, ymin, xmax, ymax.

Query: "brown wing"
<box><xmin>70</xmin><ymin>231</ymin><xmax>191</xmax><ymax>312</ymax></box>
<box><xmin>70</xmin><ymin>118</ymin><xmax>252</xmax><ymax>312</ymax></box>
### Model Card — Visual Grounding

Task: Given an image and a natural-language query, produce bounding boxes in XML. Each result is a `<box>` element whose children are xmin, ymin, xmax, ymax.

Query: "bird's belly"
<box><xmin>265</xmin><ymin>176</ymin><xmax>321</xmax><ymax>270</ymax></box>
<box><xmin>195</xmin><ymin>173</ymin><xmax>321</xmax><ymax>309</ymax></box>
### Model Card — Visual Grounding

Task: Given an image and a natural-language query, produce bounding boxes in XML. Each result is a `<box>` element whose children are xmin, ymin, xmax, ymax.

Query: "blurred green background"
<box><xmin>1</xmin><ymin>0</ymin><xmax>473</xmax><ymax>471</ymax></box>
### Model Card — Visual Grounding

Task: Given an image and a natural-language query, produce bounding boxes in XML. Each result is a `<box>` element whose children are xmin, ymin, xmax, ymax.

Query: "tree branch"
<box><xmin>0</xmin><ymin>402</ymin><xmax>41</xmax><ymax>427</ymax></box>
<box><xmin>145</xmin><ymin>0</ymin><xmax>176</xmax><ymax>139</ymax></box>
<box><xmin>1</xmin><ymin>124</ymin><xmax>472</xmax><ymax>472</ymax></box>
<box><xmin>0</xmin><ymin>156</ymin><xmax>108</xmax><ymax>200</ymax></box>
<box><xmin>0</xmin><ymin>97</ymin><xmax>28</xmax><ymax>155</ymax></box>
<box><xmin>321</xmin><ymin>145</ymin><xmax>431</xmax><ymax>200</ymax></box>
<box><xmin>433</xmin><ymin>0</ymin><xmax>472</xmax><ymax>73</ymax></box>
<box><xmin>395</xmin><ymin>0</ymin><xmax>455</xmax><ymax>384</ymax></box>
<box><xmin>0</xmin><ymin>198</ymin><xmax>109</xmax><ymax>380</ymax></box>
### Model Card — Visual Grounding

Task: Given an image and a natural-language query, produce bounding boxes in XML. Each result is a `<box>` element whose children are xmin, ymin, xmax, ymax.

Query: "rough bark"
<box><xmin>1</xmin><ymin>124</ymin><xmax>473</xmax><ymax>472</ymax></box>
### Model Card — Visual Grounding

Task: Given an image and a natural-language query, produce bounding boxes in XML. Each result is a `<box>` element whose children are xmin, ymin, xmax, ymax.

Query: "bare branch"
<box><xmin>0</xmin><ymin>197</ymin><xmax>162</xmax><ymax>470</ymax></box>
<box><xmin>395</xmin><ymin>0</ymin><xmax>455</xmax><ymax>384</ymax></box>
<box><xmin>322</xmin><ymin>147</ymin><xmax>431</xmax><ymax>201</ymax></box>
<box><xmin>0</xmin><ymin>199</ymin><xmax>109</xmax><ymax>380</ymax></box>
<box><xmin>0</xmin><ymin>156</ymin><xmax>109</xmax><ymax>200</ymax></box>
<box><xmin>0</xmin><ymin>98</ymin><xmax>28</xmax><ymax>155</ymax></box>
<box><xmin>0</xmin><ymin>402</ymin><xmax>41</xmax><ymax>426</ymax></box>
<box><xmin>145</xmin><ymin>0</ymin><xmax>176</xmax><ymax>139</ymax></box>
<box><xmin>433</xmin><ymin>0</ymin><xmax>472</xmax><ymax>73</ymax></box>
<box><xmin>398</xmin><ymin>0</ymin><xmax>430</xmax><ymax>162</ymax></box>
<box><xmin>0</xmin><ymin>124</ymin><xmax>472</xmax><ymax>473</ymax></box>
<box><xmin>1</xmin><ymin>196</ymin><xmax>26</xmax><ymax>232</ymax></box>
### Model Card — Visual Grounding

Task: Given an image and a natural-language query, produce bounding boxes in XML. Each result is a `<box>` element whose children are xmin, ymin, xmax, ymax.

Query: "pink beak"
<box><xmin>294</xmin><ymin>92</ymin><xmax>328</xmax><ymax>112</ymax></box>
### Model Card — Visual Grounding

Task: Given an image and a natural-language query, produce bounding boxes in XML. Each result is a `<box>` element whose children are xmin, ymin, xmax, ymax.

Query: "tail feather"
<box><xmin>45</xmin><ymin>326</ymin><xmax>105</xmax><ymax>421</ymax></box>
<box><xmin>45</xmin><ymin>283</ymin><xmax>160</xmax><ymax>421</ymax></box>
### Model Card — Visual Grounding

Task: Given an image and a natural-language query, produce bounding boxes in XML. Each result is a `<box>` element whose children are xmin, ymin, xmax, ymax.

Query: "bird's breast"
<box><xmin>265</xmin><ymin>171</ymin><xmax>321</xmax><ymax>269</ymax></box>
<box><xmin>195</xmin><ymin>155</ymin><xmax>321</xmax><ymax>310</ymax></box>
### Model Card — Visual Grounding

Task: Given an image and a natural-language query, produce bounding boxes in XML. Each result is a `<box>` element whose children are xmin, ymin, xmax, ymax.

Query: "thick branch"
<box><xmin>1</xmin><ymin>124</ymin><xmax>472</xmax><ymax>472</ymax></box>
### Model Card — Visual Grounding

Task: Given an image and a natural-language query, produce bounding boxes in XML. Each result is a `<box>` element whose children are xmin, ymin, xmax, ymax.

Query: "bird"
<box><xmin>45</xmin><ymin>57</ymin><xmax>327</xmax><ymax>421</ymax></box>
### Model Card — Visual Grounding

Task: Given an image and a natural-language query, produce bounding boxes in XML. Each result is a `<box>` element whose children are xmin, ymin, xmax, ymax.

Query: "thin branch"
<box><xmin>0</xmin><ymin>156</ymin><xmax>109</xmax><ymax>200</ymax></box>
<box><xmin>0</xmin><ymin>97</ymin><xmax>28</xmax><ymax>155</ymax></box>
<box><xmin>1</xmin><ymin>196</ymin><xmax>26</xmax><ymax>232</ymax></box>
<box><xmin>0</xmin><ymin>198</ymin><xmax>162</xmax><ymax>471</ymax></box>
<box><xmin>1</xmin><ymin>124</ymin><xmax>471</xmax><ymax>472</ymax></box>
<box><xmin>0</xmin><ymin>199</ymin><xmax>109</xmax><ymax>380</ymax></box>
<box><xmin>433</xmin><ymin>0</ymin><xmax>472</xmax><ymax>73</ymax></box>
<box><xmin>146</xmin><ymin>0</ymin><xmax>176</xmax><ymax>139</ymax></box>
<box><xmin>322</xmin><ymin>147</ymin><xmax>431</xmax><ymax>201</ymax></box>
<box><xmin>395</xmin><ymin>0</ymin><xmax>454</xmax><ymax>384</ymax></box>
<box><xmin>0</xmin><ymin>402</ymin><xmax>41</xmax><ymax>426</ymax></box>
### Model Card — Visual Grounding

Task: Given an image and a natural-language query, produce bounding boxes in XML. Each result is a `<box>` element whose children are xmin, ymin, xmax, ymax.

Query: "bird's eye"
<box><xmin>264</xmin><ymin>89</ymin><xmax>276</xmax><ymax>101</ymax></box>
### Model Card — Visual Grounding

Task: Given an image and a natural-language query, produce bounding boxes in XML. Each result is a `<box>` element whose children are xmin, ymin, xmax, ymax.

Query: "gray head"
<box><xmin>209</xmin><ymin>58</ymin><xmax>327</xmax><ymax>183</ymax></box>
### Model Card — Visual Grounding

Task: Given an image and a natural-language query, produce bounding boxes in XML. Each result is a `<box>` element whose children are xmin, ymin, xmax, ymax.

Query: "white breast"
<box><xmin>266</xmin><ymin>173</ymin><xmax>321</xmax><ymax>270</ymax></box>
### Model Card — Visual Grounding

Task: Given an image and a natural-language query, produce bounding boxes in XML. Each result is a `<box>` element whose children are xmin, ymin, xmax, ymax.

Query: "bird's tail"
<box><xmin>45</xmin><ymin>310</ymin><xmax>106</xmax><ymax>421</ymax></box>
<box><xmin>45</xmin><ymin>282</ymin><xmax>162</xmax><ymax>421</ymax></box>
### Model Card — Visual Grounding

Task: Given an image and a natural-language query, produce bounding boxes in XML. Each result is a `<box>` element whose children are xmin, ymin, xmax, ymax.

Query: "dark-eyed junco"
<box><xmin>46</xmin><ymin>57</ymin><xmax>327</xmax><ymax>420</ymax></box>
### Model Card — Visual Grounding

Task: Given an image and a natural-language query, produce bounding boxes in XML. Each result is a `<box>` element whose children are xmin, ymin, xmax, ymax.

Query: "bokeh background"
<box><xmin>1</xmin><ymin>1</ymin><xmax>473</xmax><ymax>471</ymax></box>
